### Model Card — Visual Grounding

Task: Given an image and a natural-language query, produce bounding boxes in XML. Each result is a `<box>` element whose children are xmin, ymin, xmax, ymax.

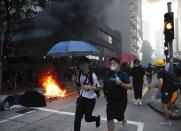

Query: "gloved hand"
<box><xmin>155</xmin><ymin>91</ymin><xmax>161</xmax><ymax>99</ymax></box>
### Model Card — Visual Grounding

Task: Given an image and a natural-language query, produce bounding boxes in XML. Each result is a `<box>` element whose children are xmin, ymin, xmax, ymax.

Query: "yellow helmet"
<box><xmin>155</xmin><ymin>59</ymin><xmax>165</xmax><ymax>67</ymax></box>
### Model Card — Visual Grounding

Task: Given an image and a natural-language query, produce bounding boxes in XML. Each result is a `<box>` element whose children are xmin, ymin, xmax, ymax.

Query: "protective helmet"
<box><xmin>155</xmin><ymin>59</ymin><xmax>165</xmax><ymax>67</ymax></box>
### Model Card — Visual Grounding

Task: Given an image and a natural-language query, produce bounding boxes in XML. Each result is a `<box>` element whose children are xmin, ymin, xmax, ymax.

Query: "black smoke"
<box><xmin>35</xmin><ymin>0</ymin><xmax>109</xmax><ymax>39</ymax></box>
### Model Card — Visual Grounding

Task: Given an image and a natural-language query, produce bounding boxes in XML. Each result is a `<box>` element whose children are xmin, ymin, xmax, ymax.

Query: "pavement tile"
<box><xmin>0</xmin><ymin>120</ymin><xmax>27</xmax><ymax>131</ymax></box>
<box><xmin>14</xmin><ymin>109</ymin><xmax>54</xmax><ymax>124</ymax></box>
<box><xmin>148</xmin><ymin>102</ymin><xmax>181</xmax><ymax>120</ymax></box>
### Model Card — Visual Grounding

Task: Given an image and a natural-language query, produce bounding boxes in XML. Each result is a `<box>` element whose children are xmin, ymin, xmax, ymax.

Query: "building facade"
<box><xmin>103</xmin><ymin>0</ymin><xmax>143</xmax><ymax>58</ymax></box>
<box><xmin>143</xmin><ymin>21</ymin><xmax>151</xmax><ymax>45</ymax></box>
<box><xmin>155</xmin><ymin>31</ymin><xmax>164</xmax><ymax>59</ymax></box>
<box><xmin>171</xmin><ymin>0</ymin><xmax>181</xmax><ymax>59</ymax></box>
<box><xmin>177</xmin><ymin>0</ymin><xmax>181</xmax><ymax>59</ymax></box>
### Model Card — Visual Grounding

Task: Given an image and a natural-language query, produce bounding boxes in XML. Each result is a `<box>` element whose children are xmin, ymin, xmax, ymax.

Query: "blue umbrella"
<box><xmin>47</xmin><ymin>40</ymin><xmax>100</xmax><ymax>57</ymax></box>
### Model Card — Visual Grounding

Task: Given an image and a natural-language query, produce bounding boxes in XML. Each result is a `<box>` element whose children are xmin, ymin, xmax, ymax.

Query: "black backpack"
<box><xmin>77</xmin><ymin>71</ymin><xmax>100</xmax><ymax>98</ymax></box>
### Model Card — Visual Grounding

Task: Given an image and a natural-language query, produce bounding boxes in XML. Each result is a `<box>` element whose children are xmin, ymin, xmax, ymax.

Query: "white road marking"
<box><xmin>35</xmin><ymin>107</ymin><xmax>144</xmax><ymax>131</ymax></box>
<box><xmin>142</xmin><ymin>86</ymin><xmax>149</xmax><ymax>97</ymax></box>
<box><xmin>0</xmin><ymin>110</ymin><xmax>36</xmax><ymax>124</ymax></box>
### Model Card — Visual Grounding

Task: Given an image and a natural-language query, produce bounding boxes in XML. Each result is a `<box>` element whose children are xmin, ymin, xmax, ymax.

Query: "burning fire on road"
<box><xmin>39</xmin><ymin>65</ymin><xmax>66</xmax><ymax>100</ymax></box>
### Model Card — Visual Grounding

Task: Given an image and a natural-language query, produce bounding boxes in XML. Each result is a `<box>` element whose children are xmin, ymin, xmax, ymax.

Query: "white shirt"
<box><xmin>78</xmin><ymin>72</ymin><xmax>99</xmax><ymax>99</ymax></box>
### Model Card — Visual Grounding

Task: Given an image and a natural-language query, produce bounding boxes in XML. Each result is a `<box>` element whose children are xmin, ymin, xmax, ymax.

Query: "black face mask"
<box><xmin>134</xmin><ymin>64</ymin><xmax>139</xmax><ymax>67</ymax></box>
<box><xmin>79</xmin><ymin>64</ymin><xmax>86</xmax><ymax>71</ymax></box>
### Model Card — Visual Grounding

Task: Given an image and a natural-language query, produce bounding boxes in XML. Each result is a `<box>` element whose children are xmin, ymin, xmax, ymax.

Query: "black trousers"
<box><xmin>133</xmin><ymin>81</ymin><xmax>143</xmax><ymax>99</ymax></box>
<box><xmin>74</xmin><ymin>96</ymin><xmax>97</xmax><ymax>131</ymax></box>
<box><xmin>106</xmin><ymin>98</ymin><xmax>127</xmax><ymax>121</ymax></box>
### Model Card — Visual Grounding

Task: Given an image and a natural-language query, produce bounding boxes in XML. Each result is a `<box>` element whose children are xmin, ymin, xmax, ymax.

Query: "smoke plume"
<box><xmin>35</xmin><ymin>0</ymin><xmax>109</xmax><ymax>39</ymax></box>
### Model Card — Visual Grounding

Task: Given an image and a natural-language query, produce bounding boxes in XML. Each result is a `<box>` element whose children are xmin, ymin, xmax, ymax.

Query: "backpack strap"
<box><xmin>78</xmin><ymin>71</ymin><xmax>100</xmax><ymax>97</ymax></box>
<box><xmin>77</xmin><ymin>71</ymin><xmax>89</xmax><ymax>95</ymax></box>
<box><xmin>78</xmin><ymin>71</ymin><xmax>81</xmax><ymax>85</ymax></box>
<box><xmin>88</xmin><ymin>71</ymin><xmax>99</xmax><ymax>88</ymax></box>
<box><xmin>88</xmin><ymin>71</ymin><xmax>93</xmax><ymax>85</ymax></box>
<box><xmin>78</xmin><ymin>71</ymin><xmax>89</xmax><ymax>85</ymax></box>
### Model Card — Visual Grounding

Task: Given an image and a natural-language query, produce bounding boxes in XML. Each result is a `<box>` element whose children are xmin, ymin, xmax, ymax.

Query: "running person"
<box><xmin>103</xmin><ymin>57</ymin><xmax>132</xmax><ymax>131</ymax></box>
<box><xmin>73</xmin><ymin>57</ymin><xmax>100</xmax><ymax>131</ymax></box>
<box><xmin>146</xmin><ymin>63</ymin><xmax>153</xmax><ymax>89</ymax></box>
<box><xmin>130</xmin><ymin>59</ymin><xmax>145</xmax><ymax>106</ymax></box>
<box><xmin>156</xmin><ymin>59</ymin><xmax>176</xmax><ymax>126</ymax></box>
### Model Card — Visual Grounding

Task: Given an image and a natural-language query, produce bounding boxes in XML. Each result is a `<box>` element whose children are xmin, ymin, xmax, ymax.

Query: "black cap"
<box><xmin>109</xmin><ymin>57</ymin><xmax>120</xmax><ymax>64</ymax></box>
<box><xmin>134</xmin><ymin>59</ymin><xmax>140</xmax><ymax>64</ymax></box>
<box><xmin>79</xmin><ymin>56</ymin><xmax>90</xmax><ymax>64</ymax></box>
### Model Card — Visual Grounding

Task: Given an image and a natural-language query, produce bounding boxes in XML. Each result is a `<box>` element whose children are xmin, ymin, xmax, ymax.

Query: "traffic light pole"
<box><xmin>0</xmin><ymin>31</ymin><xmax>3</xmax><ymax>94</ymax></box>
<box><xmin>169</xmin><ymin>40</ymin><xmax>173</xmax><ymax>71</ymax></box>
<box><xmin>167</xmin><ymin>2</ymin><xmax>174</xmax><ymax>72</ymax></box>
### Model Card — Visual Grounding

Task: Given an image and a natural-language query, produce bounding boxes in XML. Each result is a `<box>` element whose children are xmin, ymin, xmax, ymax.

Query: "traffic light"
<box><xmin>164</xmin><ymin>12</ymin><xmax>174</xmax><ymax>42</ymax></box>
<box><xmin>164</xmin><ymin>42</ymin><xmax>169</xmax><ymax>56</ymax></box>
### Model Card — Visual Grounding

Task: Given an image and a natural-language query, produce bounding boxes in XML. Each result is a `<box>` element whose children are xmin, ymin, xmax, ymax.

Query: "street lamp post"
<box><xmin>0</xmin><ymin>31</ymin><xmax>4</xmax><ymax>94</ymax></box>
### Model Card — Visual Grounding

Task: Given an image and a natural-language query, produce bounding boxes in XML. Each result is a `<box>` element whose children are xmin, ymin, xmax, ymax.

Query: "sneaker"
<box><xmin>122</xmin><ymin>119</ymin><xmax>127</xmax><ymax>127</ymax></box>
<box><xmin>160</xmin><ymin>121</ymin><xmax>172</xmax><ymax>126</ymax></box>
<box><xmin>171</xmin><ymin>112</ymin><xmax>176</xmax><ymax>117</ymax></box>
<box><xmin>96</xmin><ymin>115</ymin><xmax>100</xmax><ymax>127</ymax></box>
<box><xmin>134</xmin><ymin>99</ymin><xmax>138</xmax><ymax>105</ymax></box>
<box><xmin>138</xmin><ymin>99</ymin><xmax>142</xmax><ymax>106</ymax></box>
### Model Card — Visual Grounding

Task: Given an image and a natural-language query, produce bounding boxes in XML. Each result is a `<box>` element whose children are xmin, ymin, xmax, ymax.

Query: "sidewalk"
<box><xmin>148</xmin><ymin>102</ymin><xmax>181</xmax><ymax>120</ymax></box>
<box><xmin>148</xmin><ymin>90</ymin><xmax>181</xmax><ymax>120</ymax></box>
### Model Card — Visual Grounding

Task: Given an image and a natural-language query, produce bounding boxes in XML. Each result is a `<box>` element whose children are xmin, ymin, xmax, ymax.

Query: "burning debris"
<box><xmin>39</xmin><ymin>65</ymin><xmax>66</xmax><ymax>101</ymax></box>
<box><xmin>0</xmin><ymin>90</ymin><xmax>46</xmax><ymax>110</ymax></box>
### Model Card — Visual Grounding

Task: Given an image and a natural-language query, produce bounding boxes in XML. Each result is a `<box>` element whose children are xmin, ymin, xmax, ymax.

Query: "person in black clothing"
<box><xmin>146</xmin><ymin>63</ymin><xmax>153</xmax><ymax>89</ymax></box>
<box><xmin>122</xmin><ymin>63</ymin><xmax>131</xmax><ymax>76</ymax></box>
<box><xmin>73</xmin><ymin>57</ymin><xmax>100</xmax><ymax>131</ymax></box>
<box><xmin>103</xmin><ymin>57</ymin><xmax>132</xmax><ymax>131</ymax></box>
<box><xmin>173</xmin><ymin>63</ymin><xmax>181</xmax><ymax>92</ymax></box>
<box><xmin>156</xmin><ymin>59</ymin><xmax>177</xmax><ymax>126</ymax></box>
<box><xmin>130</xmin><ymin>59</ymin><xmax>145</xmax><ymax>106</ymax></box>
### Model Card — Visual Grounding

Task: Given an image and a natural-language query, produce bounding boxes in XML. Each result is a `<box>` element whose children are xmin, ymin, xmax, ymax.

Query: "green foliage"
<box><xmin>0</xmin><ymin>0</ymin><xmax>41</xmax><ymax>45</ymax></box>
<box><xmin>1</xmin><ymin>0</ymin><xmax>39</xmax><ymax>25</ymax></box>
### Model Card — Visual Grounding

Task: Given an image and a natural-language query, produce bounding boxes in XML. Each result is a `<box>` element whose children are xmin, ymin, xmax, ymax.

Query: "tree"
<box><xmin>141</xmin><ymin>40</ymin><xmax>154</xmax><ymax>66</ymax></box>
<box><xmin>0</xmin><ymin>0</ymin><xmax>41</xmax><ymax>93</ymax></box>
<box><xmin>0</xmin><ymin>0</ymin><xmax>43</xmax><ymax>46</ymax></box>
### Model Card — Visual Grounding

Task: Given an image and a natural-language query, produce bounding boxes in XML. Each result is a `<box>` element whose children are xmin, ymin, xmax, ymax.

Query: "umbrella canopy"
<box><xmin>120</xmin><ymin>53</ymin><xmax>138</xmax><ymax>64</ymax></box>
<box><xmin>47</xmin><ymin>40</ymin><xmax>100</xmax><ymax>57</ymax></box>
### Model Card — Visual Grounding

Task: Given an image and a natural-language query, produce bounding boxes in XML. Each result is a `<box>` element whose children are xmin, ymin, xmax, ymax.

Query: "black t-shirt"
<box><xmin>146</xmin><ymin>67</ymin><xmax>153</xmax><ymax>76</ymax></box>
<box><xmin>103</xmin><ymin>71</ymin><xmax>130</xmax><ymax>100</ymax></box>
<box><xmin>130</xmin><ymin>66</ymin><xmax>145</xmax><ymax>82</ymax></box>
<box><xmin>157</xmin><ymin>69</ymin><xmax>176</xmax><ymax>93</ymax></box>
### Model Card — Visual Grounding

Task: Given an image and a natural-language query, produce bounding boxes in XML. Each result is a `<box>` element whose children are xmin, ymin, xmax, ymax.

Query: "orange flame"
<box><xmin>39</xmin><ymin>65</ymin><xmax>66</xmax><ymax>100</ymax></box>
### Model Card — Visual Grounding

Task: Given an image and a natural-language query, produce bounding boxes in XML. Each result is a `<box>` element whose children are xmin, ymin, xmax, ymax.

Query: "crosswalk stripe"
<box><xmin>35</xmin><ymin>107</ymin><xmax>144</xmax><ymax>131</ymax></box>
<box><xmin>142</xmin><ymin>86</ymin><xmax>149</xmax><ymax>97</ymax></box>
<box><xmin>0</xmin><ymin>110</ymin><xmax>36</xmax><ymax>124</ymax></box>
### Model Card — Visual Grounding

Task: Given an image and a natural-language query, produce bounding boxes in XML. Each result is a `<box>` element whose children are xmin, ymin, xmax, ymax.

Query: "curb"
<box><xmin>148</xmin><ymin>102</ymin><xmax>181</xmax><ymax>120</ymax></box>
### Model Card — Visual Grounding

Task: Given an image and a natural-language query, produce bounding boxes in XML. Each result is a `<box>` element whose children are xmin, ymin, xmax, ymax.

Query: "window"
<box><xmin>97</xmin><ymin>29</ymin><xmax>112</xmax><ymax>44</ymax></box>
